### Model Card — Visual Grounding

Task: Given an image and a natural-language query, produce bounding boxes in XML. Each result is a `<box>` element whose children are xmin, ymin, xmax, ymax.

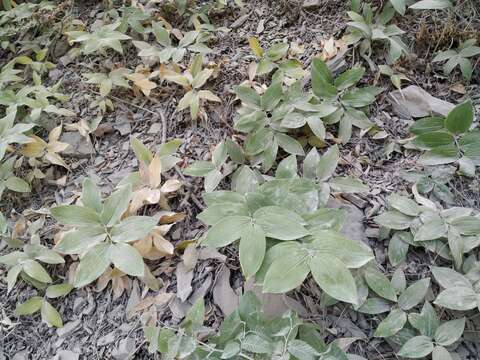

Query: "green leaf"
<box><xmin>5</xmin><ymin>176</ymin><xmax>30</xmax><ymax>192</ymax></box>
<box><xmin>388</xmin><ymin>232</ymin><xmax>409</xmax><ymax>266</ymax></box>
<box><xmin>261</xmin><ymin>82</ymin><xmax>282</xmax><ymax>111</ymax></box>
<box><xmin>374</xmin><ymin>309</ymin><xmax>407</xmax><ymax>337</ymax></box>
<box><xmin>388</xmin><ymin>194</ymin><xmax>420</xmax><ymax>216</ymax></box>
<box><xmin>51</xmin><ymin>205</ymin><xmax>101</xmax><ymax>226</ymax></box>
<box><xmin>287</xmin><ymin>339</ymin><xmax>320</xmax><ymax>360</ymax></box>
<box><xmin>408</xmin><ymin>302</ymin><xmax>439</xmax><ymax>337</ymax></box>
<box><xmin>275</xmin><ymin>133</ymin><xmax>305</xmax><ymax>155</ymax></box>
<box><xmin>398</xmin><ymin>278</ymin><xmax>430</xmax><ymax>310</ymax></box>
<box><xmin>16</xmin><ymin>296</ymin><xmax>43</xmax><ymax>315</ymax></box>
<box><xmin>431</xmin><ymin>266</ymin><xmax>471</xmax><ymax>288</ymax></box>
<box><xmin>390</xmin><ymin>0</ymin><xmax>406</xmax><ymax>14</ymax></box>
<box><xmin>450</xmin><ymin>216</ymin><xmax>480</xmax><ymax>235</ymax></box>
<box><xmin>182</xmin><ymin>297</ymin><xmax>205</xmax><ymax>333</ymax></box>
<box><xmin>364</xmin><ymin>267</ymin><xmax>397</xmax><ymax>301</ymax></box>
<box><xmin>334</xmin><ymin>67</ymin><xmax>365</xmax><ymax>90</ymax></box>
<box><xmin>412</xmin><ymin>131</ymin><xmax>455</xmax><ymax>149</ymax></box>
<box><xmin>253</xmin><ymin>206</ymin><xmax>308</xmax><ymax>240</ymax></box>
<box><xmin>410</xmin><ymin>117</ymin><xmax>445</xmax><ymax>135</ymax></box>
<box><xmin>374</xmin><ymin>210</ymin><xmax>413</xmax><ymax>230</ymax></box>
<box><xmin>221</xmin><ymin>341</ymin><xmax>240</xmax><ymax>359</ymax></box>
<box><xmin>46</xmin><ymin>283</ymin><xmax>74</xmax><ymax>298</ymax></box>
<box><xmin>434</xmin><ymin>286</ymin><xmax>477</xmax><ymax>310</ymax></box>
<box><xmin>311</xmin><ymin>58</ymin><xmax>337</xmax><ymax>98</ymax></box>
<box><xmin>329</xmin><ymin>176</ymin><xmax>368</xmax><ymax>193</ymax></box>
<box><xmin>357</xmin><ymin>297</ymin><xmax>391</xmax><ymax>314</ymax></box>
<box><xmin>309</xmin><ymin>253</ymin><xmax>358</xmax><ymax>304</ymax></box>
<box><xmin>316</xmin><ymin>145</ymin><xmax>339</xmax><ymax>181</ymax></box>
<box><xmin>7</xmin><ymin>264</ymin><xmax>22</xmax><ymax>294</ymax></box>
<box><xmin>447</xmin><ymin>226</ymin><xmax>463</xmax><ymax>269</ymax></box>
<box><xmin>414</xmin><ymin>219</ymin><xmax>447</xmax><ymax>241</ymax></box>
<box><xmin>130</xmin><ymin>136</ymin><xmax>153</xmax><ymax>163</ymax></box>
<box><xmin>110</xmin><ymin>243</ymin><xmax>145</xmax><ymax>277</ymax></box>
<box><xmin>239</xmin><ymin>223</ymin><xmax>266</xmax><ymax>279</ymax></box>
<box><xmin>41</xmin><ymin>301</ymin><xmax>63</xmax><ymax>328</ymax></box>
<box><xmin>101</xmin><ymin>184</ymin><xmax>132</xmax><ymax>226</ymax></box>
<box><xmin>110</xmin><ymin>216</ymin><xmax>157</xmax><ymax>242</ymax></box>
<box><xmin>225</xmin><ymin>139</ymin><xmax>245</xmax><ymax>164</ymax></box>
<box><xmin>234</xmin><ymin>86</ymin><xmax>261</xmax><ymax>108</ymax></box>
<box><xmin>204</xmin><ymin>169</ymin><xmax>224</xmax><ymax>193</ymax></box>
<box><xmin>263</xmin><ymin>248</ymin><xmax>310</xmax><ymax>293</ymax></box>
<box><xmin>82</xmin><ymin>178</ymin><xmax>103</xmax><ymax>213</ymax></box>
<box><xmin>445</xmin><ymin>100</ymin><xmax>473</xmax><ymax>134</ymax></box>
<box><xmin>55</xmin><ymin>226</ymin><xmax>106</xmax><ymax>254</ymax></box>
<box><xmin>203</xmin><ymin>216</ymin><xmax>251</xmax><ymax>247</ymax></box>
<box><xmin>434</xmin><ymin>317</ymin><xmax>465</xmax><ymax>346</ymax></box>
<box><xmin>241</xmin><ymin>333</ymin><xmax>272</xmax><ymax>354</ymax></box>
<box><xmin>74</xmin><ymin>243</ymin><xmax>111</xmax><ymax>288</ymax></box>
<box><xmin>419</xmin><ymin>144</ymin><xmax>460</xmax><ymax>165</ymax></box>
<box><xmin>432</xmin><ymin>346</ymin><xmax>453</xmax><ymax>360</ymax></box>
<box><xmin>398</xmin><ymin>336</ymin><xmax>434</xmax><ymax>358</ymax></box>
<box><xmin>409</xmin><ymin>0</ymin><xmax>453</xmax><ymax>10</ymax></box>
<box><xmin>22</xmin><ymin>260</ymin><xmax>52</xmax><ymax>283</ymax></box>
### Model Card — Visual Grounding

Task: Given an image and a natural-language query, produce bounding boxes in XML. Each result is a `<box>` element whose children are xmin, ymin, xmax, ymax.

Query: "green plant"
<box><xmin>378</xmin><ymin>64</ymin><xmax>409</xmax><ymax>89</ymax></box>
<box><xmin>375</xmin><ymin>192</ymin><xmax>480</xmax><ymax>269</ymax></box>
<box><xmin>144</xmin><ymin>292</ymin><xmax>359</xmax><ymax>359</ymax></box>
<box><xmin>183</xmin><ymin>138</ymin><xmax>245</xmax><ymax>192</ymax></box>
<box><xmin>0</xmin><ymin>107</ymin><xmax>35</xmax><ymax>160</ymax></box>
<box><xmin>409</xmin><ymin>100</ymin><xmax>479</xmax><ymax>174</ymax></box>
<box><xmin>433</xmin><ymin>39</ymin><xmax>480</xmax><ymax>81</ymax></box>
<box><xmin>83</xmin><ymin>68</ymin><xmax>131</xmax><ymax>97</ymax></box>
<box><xmin>50</xmin><ymin>178</ymin><xmax>158</xmax><ymax>288</ymax></box>
<box><xmin>133</xmin><ymin>21</ymin><xmax>210</xmax><ymax>65</ymax></box>
<box><xmin>344</xmin><ymin>4</ymin><xmax>408</xmax><ymax>65</ymax></box>
<box><xmin>311</xmin><ymin>58</ymin><xmax>381</xmax><ymax>143</ymax></box>
<box><xmin>65</xmin><ymin>22</ymin><xmax>131</xmax><ymax>55</ymax></box>
<box><xmin>163</xmin><ymin>54</ymin><xmax>220</xmax><ymax>121</ymax></box>
<box><xmin>0</xmin><ymin>156</ymin><xmax>31</xmax><ymax>200</ymax></box>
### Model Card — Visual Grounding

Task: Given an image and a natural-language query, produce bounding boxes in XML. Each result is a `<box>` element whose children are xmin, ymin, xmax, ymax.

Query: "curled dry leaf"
<box><xmin>97</xmin><ymin>267</ymin><xmax>131</xmax><ymax>300</ymax></box>
<box><xmin>133</xmin><ymin>225</ymin><xmax>175</xmax><ymax>260</ymax></box>
<box><xmin>21</xmin><ymin>125</ymin><xmax>70</xmax><ymax>168</ymax></box>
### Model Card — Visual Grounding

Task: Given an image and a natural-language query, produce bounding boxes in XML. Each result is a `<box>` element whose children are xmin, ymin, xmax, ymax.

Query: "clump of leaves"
<box><xmin>65</xmin><ymin>22</ymin><xmax>131</xmax><ymax>55</ymax></box>
<box><xmin>0</xmin><ymin>107</ymin><xmax>35</xmax><ymax>161</ymax></box>
<box><xmin>163</xmin><ymin>54</ymin><xmax>220</xmax><ymax>121</ymax></box>
<box><xmin>432</xmin><ymin>39</ymin><xmax>480</xmax><ymax>81</ymax></box>
<box><xmin>311</xmin><ymin>58</ymin><xmax>381</xmax><ymax>143</ymax></box>
<box><xmin>378</xmin><ymin>64</ymin><xmax>409</xmax><ymax>89</ymax></box>
<box><xmin>344</xmin><ymin>3</ymin><xmax>409</xmax><ymax>65</ymax></box>
<box><xmin>83</xmin><ymin>67</ymin><xmax>131</xmax><ymax>100</ymax></box>
<box><xmin>375</xmin><ymin>192</ymin><xmax>480</xmax><ymax>269</ymax></box>
<box><xmin>183</xmin><ymin>138</ymin><xmax>245</xmax><ymax>192</ymax></box>
<box><xmin>15</xmin><ymin>283</ymin><xmax>73</xmax><ymax>328</ymax></box>
<box><xmin>51</xmin><ymin>178</ymin><xmax>157</xmax><ymax>288</ymax></box>
<box><xmin>408</xmin><ymin>100</ymin><xmax>478</xmax><ymax>175</ymax></box>
<box><xmin>144</xmin><ymin>292</ymin><xmax>357</xmax><ymax>359</ymax></box>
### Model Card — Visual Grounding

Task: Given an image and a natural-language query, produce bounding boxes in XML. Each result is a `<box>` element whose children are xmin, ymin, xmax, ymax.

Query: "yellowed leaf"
<box><xmin>148</xmin><ymin>153</ymin><xmax>162</xmax><ymax>188</ymax></box>
<box><xmin>160</xmin><ymin>179</ymin><xmax>182</xmax><ymax>193</ymax></box>
<box><xmin>249</xmin><ymin>37</ymin><xmax>264</xmax><ymax>58</ymax></box>
<box><xmin>48</xmin><ymin>125</ymin><xmax>62</xmax><ymax>142</ymax></box>
<box><xmin>21</xmin><ymin>135</ymin><xmax>46</xmax><ymax>158</ymax></box>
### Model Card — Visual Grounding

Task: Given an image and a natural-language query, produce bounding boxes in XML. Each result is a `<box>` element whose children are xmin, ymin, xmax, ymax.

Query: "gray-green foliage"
<box><xmin>433</xmin><ymin>39</ymin><xmax>480</xmax><ymax>81</ymax></box>
<box><xmin>51</xmin><ymin>178</ymin><xmax>157</xmax><ymax>287</ymax></box>
<box><xmin>409</xmin><ymin>100</ymin><xmax>478</xmax><ymax>172</ymax></box>
<box><xmin>144</xmin><ymin>292</ymin><xmax>359</xmax><ymax>360</ymax></box>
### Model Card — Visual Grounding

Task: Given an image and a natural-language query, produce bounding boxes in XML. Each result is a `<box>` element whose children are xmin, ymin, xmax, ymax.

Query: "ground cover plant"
<box><xmin>1</xmin><ymin>0</ymin><xmax>480</xmax><ymax>359</ymax></box>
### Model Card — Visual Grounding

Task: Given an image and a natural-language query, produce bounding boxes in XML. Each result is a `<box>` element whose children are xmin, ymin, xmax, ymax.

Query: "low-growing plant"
<box><xmin>408</xmin><ymin>100</ymin><xmax>479</xmax><ymax>174</ymax></box>
<box><xmin>432</xmin><ymin>39</ymin><xmax>480</xmax><ymax>81</ymax></box>
<box><xmin>0</xmin><ymin>107</ymin><xmax>35</xmax><ymax>161</ymax></box>
<box><xmin>378</xmin><ymin>64</ymin><xmax>409</xmax><ymax>89</ymax></box>
<box><xmin>51</xmin><ymin>178</ymin><xmax>158</xmax><ymax>288</ymax></box>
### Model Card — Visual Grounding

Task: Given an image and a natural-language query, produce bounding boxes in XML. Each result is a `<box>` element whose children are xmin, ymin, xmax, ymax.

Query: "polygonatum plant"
<box><xmin>310</xmin><ymin>58</ymin><xmax>382</xmax><ymax>143</ymax></box>
<box><xmin>198</xmin><ymin>168</ymin><xmax>374</xmax><ymax>304</ymax></box>
<box><xmin>0</xmin><ymin>107</ymin><xmax>35</xmax><ymax>161</ymax></box>
<box><xmin>183</xmin><ymin>138</ymin><xmax>245</xmax><ymax>192</ymax></box>
<box><xmin>344</xmin><ymin>3</ymin><xmax>409</xmax><ymax>65</ymax></box>
<box><xmin>51</xmin><ymin>178</ymin><xmax>158</xmax><ymax>288</ymax></box>
<box><xmin>408</xmin><ymin>100</ymin><xmax>478</xmax><ymax>174</ymax></box>
<box><xmin>144</xmin><ymin>292</ymin><xmax>360</xmax><ymax>359</ymax></box>
<box><xmin>163</xmin><ymin>54</ymin><xmax>220</xmax><ymax>121</ymax></box>
<box><xmin>433</xmin><ymin>39</ymin><xmax>480</xmax><ymax>81</ymax></box>
<box><xmin>375</xmin><ymin>192</ymin><xmax>480</xmax><ymax>269</ymax></box>
<box><xmin>0</xmin><ymin>156</ymin><xmax>31</xmax><ymax>201</ymax></box>
<box><xmin>15</xmin><ymin>283</ymin><xmax>73</xmax><ymax>328</ymax></box>
<box><xmin>83</xmin><ymin>68</ymin><xmax>131</xmax><ymax>98</ymax></box>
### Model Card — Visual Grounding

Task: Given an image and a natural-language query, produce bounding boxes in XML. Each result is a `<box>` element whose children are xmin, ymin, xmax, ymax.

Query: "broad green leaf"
<box><xmin>263</xmin><ymin>249</ymin><xmax>310</xmax><ymax>293</ymax></box>
<box><xmin>183</xmin><ymin>161</ymin><xmax>216</xmax><ymax>176</ymax></box>
<box><xmin>410</xmin><ymin>117</ymin><xmax>445</xmax><ymax>135</ymax></box>
<box><xmin>419</xmin><ymin>144</ymin><xmax>460</xmax><ymax>165</ymax></box>
<box><xmin>55</xmin><ymin>226</ymin><xmax>106</xmax><ymax>254</ymax></box>
<box><xmin>374</xmin><ymin>210</ymin><xmax>413</xmax><ymax>230</ymax></box>
<box><xmin>212</xmin><ymin>141</ymin><xmax>228</xmax><ymax>168</ymax></box>
<box><xmin>309</xmin><ymin>254</ymin><xmax>358</xmax><ymax>304</ymax></box>
<box><xmin>398</xmin><ymin>336</ymin><xmax>434</xmax><ymax>358</ymax></box>
<box><xmin>22</xmin><ymin>260</ymin><xmax>52</xmax><ymax>283</ymax></box>
<box><xmin>316</xmin><ymin>145</ymin><xmax>339</xmax><ymax>181</ymax></box>
<box><xmin>334</xmin><ymin>67</ymin><xmax>365</xmax><ymax>90</ymax></box>
<box><xmin>234</xmin><ymin>86</ymin><xmax>261</xmax><ymax>108</ymax></box>
<box><xmin>431</xmin><ymin>266</ymin><xmax>471</xmax><ymax>288</ymax></box>
<box><xmin>46</xmin><ymin>283</ymin><xmax>74</xmax><ymax>298</ymax></box>
<box><xmin>221</xmin><ymin>341</ymin><xmax>240</xmax><ymax>359</ymax></box>
<box><xmin>261</xmin><ymin>82</ymin><xmax>282</xmax><ymax>111</ymax></box>
<box><xmin>388</xmin><ymin>232</ymin><xmax>409</xmax><ymax>266</ymax></box>
<box><xmin>182</xmin><ymin>297</ymin><xmax>205</xmax><ymax>333</ymax></box>
<box><xmin>81</xmin><ymin>178</ymin><xmax>103</xmax><ymax>213</ymax></box>
<box><xmin>364</xmin><ymin>267</ymin><xmax>397</xmax><ymax>301</ymax></box>
<box><xmin>130</xmin><ymin>136</ymin><xmax>153</xmax><ymax>163</ymax></box>
<box><xmin>308</xmin><ymin>230</ymin><xmax>374</xmax><ymax>268</ymax></box>
<box><xmin>253</xmin><ymin>206</ymin><xmax>308</xmax><ymax>240</ymax></box>
<box><xmin>41</xmin><ymin>301</ymin><xmax>63</xmax><ymax>328</ymax></box>
<box><xmin>357</xmin><ymin>297</ymin><xmax>391</xmax><ymax>314</ymax></box>
<box><xmin>7</xmin><ymin>264</ymin><xmax>22</xmax><ymax>294</ymax></box>
<box><xmin>450</xmin><ymin>216</ymin><xmax>480</xmax><ymax>235</ymax></box>
<box><xmin>388</xmin><ymin>194</ymin><xmax>420</xmax><ymax>216</ymax></box>
<box><xmin>5</xmin><ymin>176</ymin><xmax>30</xmax><ymax>192</ymax></box>
<box><xmin>233</xmin><ymin>166</ymin><xmax>259</xmax><ymax>195</ymax></box>
<box><xmin>434</xmin><ymin>317</ymin><xmax>465</xmax><ymax>346</ymax></box>
<box><xmin>51</xmin><ymin>205</ymin><xmax>101</xmax><ymax>226</ymax></box>
<box><xmin>434</xmin><ymin>286</ymin><xmax>477</xmax><ymax>310</ymax></box>
<box><xmin>204</xmin><ymin>169</ymin><xmax>224</xmax><ymax>193</ymax></box>
<box><xmin>110</xmin><ymin>216</ymin><xmax>157</xmax><ymax>242</ymax></box>
<box><xmin>409</xmin><ymin>0</ymin><xmax>453</xmax><ymax>9</ymax></box>
<box><xmin>445</xmin><ymin>100</ymin><xmax>473</xmax><ymax>134</ymax></box>
<box><xmin>398</xmin><ymin>278</ymin><xmax>430</xmax><ymax>310</ymax></box>
<box><xmin>101</xmin><ymin>184</ymin><xmax>132</xmax><ymax>226</ymax></box>
<box><xmin>74</xmin><ymin>243</ymin><xmax>111</xmax><ymax>288</ymax></box>
<box><xmin>276</xmin><ymin>155</ymin><xmax>297</xmax><ymax>178</ymax></box>
<box><xmin>239</xmin><ymin>223</ymin><xmax>266</xmax><ymax>279</ymax></box>
<box><xmin>447</xmin><ymin>226</ymin><xmax>463</xmax><ymax>269</ymax></box>
<box><xmin>311</xmin><ymin>58</ymin><xmax>336</xmax><ymax>98</ymax></box>
<box><xmin>110</xmin><ymin>243</ymin><xmax>145</xmax><ymax>277</ymax></box>
<box><xmin>275</xmin><ymin>133</ymin><xmax>305</xmax><ymax>156</ymax></box>
<box><xmin>390</xmin><ymin>0</ymin><xmax>406</xmax><ymax>14</ymax></box>
<box><xmin>412</xmin><ymin>131</ymin><xmax>454</xmax><ymax>149</ymax></box>
<box><xmin>303</xmin><ymin>148</ymin><xmax>320</xmax><ymax>179</ymax></box>
<box><xmin>287</xmin><ymin>339</ymin><xmax>320</xmax><ymax>360</ymax></box>
<box><xmin>203</xmin><ymin>216</ymin><xmax>251</xmax><ymax>247</ymax></box>
<box><xmin>16</xmin><ymin>296</ymin><xmax>43</xmax><ymax>315</ymax></box>
<box><xmin>392</xmin><ymin>267</ymin><xmax>407</xmax><ymax>292</ymax></box>
<box><xmin>225</xmin><ymin>139</ymin><xmax>245</xmax><ymax>164</ymax></box>
<box><xmin>329</xmin><ymin>176</ymin><xmax>368</xmax><ymax>193</ymax></box>
<box><xmin>374</xmin><ymin>309</ymin><xmax>407</xmax><ymax>337</ymax></box>
<box><xmin>432</xmin><ymin>346</ymin><xmax>453</xmax><ymax>360</ymax></box>
<box><xmin>414</xmin><ymin>219</ymin><xmax>447</xmax><ymax>241</ymax></box>
<box><xmin>408</xmin><ymin>302</ymin><xmax>439</xmax><ymax>337</ymax></box>
<box><xmin>241</xmin><ymin>333</ymin><xmax>272</xmax><ymax>354</ymax></box>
